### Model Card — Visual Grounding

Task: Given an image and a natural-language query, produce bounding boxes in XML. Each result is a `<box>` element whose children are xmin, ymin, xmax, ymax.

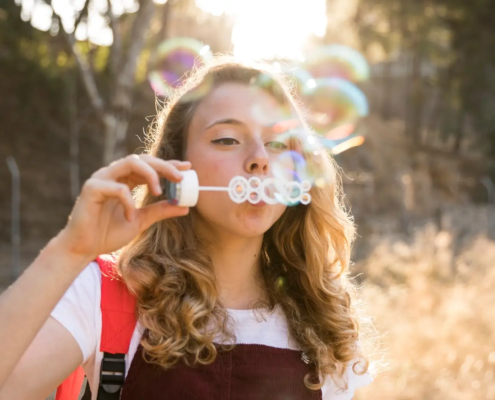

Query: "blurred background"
<box><xmin>1</xmin><ymin>0</ymin><xmax>495</xmax><ymax>398</ymax></box>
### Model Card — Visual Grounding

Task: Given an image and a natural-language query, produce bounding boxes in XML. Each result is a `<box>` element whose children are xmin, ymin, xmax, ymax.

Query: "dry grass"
<box><xmin>354</xmin><ymin>223</ymin><xmax>495</xmax><ymax>400</ymax></box>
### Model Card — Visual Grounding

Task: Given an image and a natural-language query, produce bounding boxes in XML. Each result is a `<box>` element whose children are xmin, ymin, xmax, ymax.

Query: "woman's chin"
<box><xmin>234</xmin><ymin>217</ymin><xmax>274</xmax><ymax>237</ymax></box>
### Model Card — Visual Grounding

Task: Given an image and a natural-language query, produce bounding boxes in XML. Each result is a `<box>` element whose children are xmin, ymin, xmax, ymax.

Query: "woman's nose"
<box><xmin>245</xmin><ymin>142</ymin><xmax>269</xmax><ymax>174</ymax></box>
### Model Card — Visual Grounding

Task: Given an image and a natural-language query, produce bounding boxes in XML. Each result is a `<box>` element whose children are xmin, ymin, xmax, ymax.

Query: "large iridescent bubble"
<box><xmin>303</xmin><ymin>44</ymin><xmax>370</xmax><ymax>83</ymax></box>
<box><xmin>270</xmin><ymin>124</ymin><xmax>331</xmax><ymax>201</ymax></box>
<box><xmin>302</xmin><ymin>77</ymin><xmax>368</xmax><ymax>136</ymax></box>
<box><xmin>268</xmin><ymin>45</ymin><xmax>370</xmax><ymax>192</ymax></box>
<box><xmin>287</xmin><ymin>67</ymin><xmax>315</xmax><ymax>95</ymax></box>
<box><xmin>148</xmin><ymin>37</ymin><xmax>212</xmax><ymax>100</ymax></box>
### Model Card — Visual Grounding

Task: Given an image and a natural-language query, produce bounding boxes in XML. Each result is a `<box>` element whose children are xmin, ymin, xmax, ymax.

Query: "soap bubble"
<box><xmin>272</xmin><ymin>150</ymin><xmax>308</xmax><ymax>183</ymax></box>
<box><xmin>249</xmin><ymin>72</ymin><xmax>293</xmax><ymax>122</ymax></box>
<box><xmin>287</xmin><ymin>67</ymin><xmax>315</xmax><ymax>95</ymax></box>
<box><xmin>275</xmin><ymin>276</ymin><xmax>286</xmax><ymax>291</ymax></box>
<box><xmin>270</xmin><ymin>125</ymin><xmax>331</xmax><ymax>194</ymax></box>
<box><xmin>260</xmin><ymin>45</ymin><xmax>371</xmax><ymax>192</ymax></box>
<box><xmin>304</xmin><ymin>44</ymin><xmax>370</xmax><ymax>83</ymax></box>
<box><xmin>148</xmin><ymin>37</ymin><xmax>212</xmax><ymax>100</ymax></box>
<box><xmin>302</xmin><ymin>77</ymin><xmax>368</xmax><ymax>137</ymax></box>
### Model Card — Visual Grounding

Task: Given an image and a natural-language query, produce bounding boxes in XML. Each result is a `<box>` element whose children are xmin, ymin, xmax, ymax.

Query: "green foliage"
<box><xmin>355</xmin><ymin>0</ymin><xmax>495</xmax><ymax>164</ymax></box>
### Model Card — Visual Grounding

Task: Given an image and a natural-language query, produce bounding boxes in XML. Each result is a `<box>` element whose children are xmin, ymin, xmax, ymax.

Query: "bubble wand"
<box><xmin>163</xmin><ymin>170</ymin><xmax>311</xmax><ymax>207</ymax></box>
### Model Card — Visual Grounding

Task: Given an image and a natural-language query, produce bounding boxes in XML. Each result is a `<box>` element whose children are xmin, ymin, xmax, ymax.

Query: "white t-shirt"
<box><xmin>51</xmin><ymin>262</ymin><xmax>372</xmax><ymax>400</ymax></box>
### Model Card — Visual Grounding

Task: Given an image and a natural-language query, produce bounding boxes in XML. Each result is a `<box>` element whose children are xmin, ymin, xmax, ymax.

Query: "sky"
<box><xmin>15</xmin><ymin>0</ymin><xmax>327</xmax><ymax>61</ymax></box>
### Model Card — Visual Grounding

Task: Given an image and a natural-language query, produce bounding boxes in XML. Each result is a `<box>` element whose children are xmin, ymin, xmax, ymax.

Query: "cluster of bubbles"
<box><xmin>147</xmin><ymin>38</ymin><xmax>370</xmax><ymax>206</ymax></box>
<box><xmin>290</xmin><ymin>44</ymin><xmax>369</xmax><ymax>156</ymax></box>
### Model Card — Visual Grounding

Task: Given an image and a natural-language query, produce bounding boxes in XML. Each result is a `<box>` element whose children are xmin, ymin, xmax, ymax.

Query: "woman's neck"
<box><xmin>206</xmin><ymin>234</ymin><xmax>266</xmax><ymax>310</ymax></box>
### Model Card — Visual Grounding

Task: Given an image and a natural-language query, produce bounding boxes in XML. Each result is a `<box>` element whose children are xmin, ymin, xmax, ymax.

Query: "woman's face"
<box><xmin>185</xmin><ymin>82</ymin><xmax>292</xmax><ymax>238</ymax></box>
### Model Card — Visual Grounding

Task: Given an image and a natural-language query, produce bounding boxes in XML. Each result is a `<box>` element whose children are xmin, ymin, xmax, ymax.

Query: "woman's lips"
<box><xmin>250</xmin><ymin>200</ymin><xmax>266</xmax><ymax>207</ymax></box>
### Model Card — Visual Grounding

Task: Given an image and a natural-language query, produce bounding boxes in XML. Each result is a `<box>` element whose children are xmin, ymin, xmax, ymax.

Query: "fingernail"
<box><xmin>155</xmin><ymin>184</ymin><xmax>163</xmax><ymax>195</ymax></box>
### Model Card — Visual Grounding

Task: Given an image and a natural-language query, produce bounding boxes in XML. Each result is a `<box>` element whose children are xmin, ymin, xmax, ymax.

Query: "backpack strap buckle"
<box><xmin>99</xmin><ymin>352</ymin><xmax>126</xmax><ymax>396</ymax></box>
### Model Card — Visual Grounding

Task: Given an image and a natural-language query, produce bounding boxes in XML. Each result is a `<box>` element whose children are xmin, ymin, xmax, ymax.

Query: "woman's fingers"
<box><xmin>93</xmin><ymin>155</ymin><xmax>191</xmax><ymax>196</ymax></box>
<box><xmin>138</xmin><ymin>201</ymin><xmax>189</xmax><ymax>231</ymax></box>
<box><xmin>156</xmin><ymin>158</ymin><xmax>192</xmax><ymax>171</ymax></box>
<box><xmin>92</xmin><ymin>155</ymin><xmax>161</xmax><ymax>195</ymax></box>
<box><xmin>139</xmin><ymin>156</ymin><xmax>192</xmax><ymax>179</ymax></box>
<box><xmin>82</xmin><ymin>179</ymin><xmax>135</xmax><ymax>221</ymax></box>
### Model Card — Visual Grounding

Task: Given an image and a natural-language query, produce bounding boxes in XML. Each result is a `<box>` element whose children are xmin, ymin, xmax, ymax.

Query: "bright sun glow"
<box><xmin>197</xmin><ymin>0</ymin><xmax>327</xmax><ymax>61</ymax></box>
<box><xmin>17</xmin><ymin>0</ymin><xmax>327</xmax><ymax>60</ymax></box>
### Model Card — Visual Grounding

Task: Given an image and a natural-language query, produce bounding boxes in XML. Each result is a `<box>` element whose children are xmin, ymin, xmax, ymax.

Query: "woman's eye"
<box><xmin>267</xmin><ymin>141</ymin><xmax>289</xmax><ymax>150</ymax></box>
<box><xmin>211</xmin><ymin>138</ymin><xmax>240</xmax><ymax>145</ymax></box>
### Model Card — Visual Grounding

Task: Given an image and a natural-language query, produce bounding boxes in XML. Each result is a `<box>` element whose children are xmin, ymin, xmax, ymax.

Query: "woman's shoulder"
<box><xmin>50</xmin><ymin>261</ymin><xmax>102</xmax><ymax>363</ymax></box>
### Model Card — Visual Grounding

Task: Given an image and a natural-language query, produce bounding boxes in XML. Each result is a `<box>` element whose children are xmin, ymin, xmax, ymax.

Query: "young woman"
<box><xmin>0</xmin><ymin>56</ymin><xmax>372</xmax><ymax>399</ymax></box>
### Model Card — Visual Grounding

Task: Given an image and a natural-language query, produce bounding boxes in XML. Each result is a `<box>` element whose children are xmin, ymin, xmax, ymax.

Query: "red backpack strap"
<box><xmin>56</xmin><ymin>255</ymin><xmax>137</xmax><ymax>400</ymax></box>
<box><xmin>55</xmin><ymin>366</ymin><xmax>85</xmax><ymax>400</ymax></box>
<box><xmin>98</xmin><ymin>254</ymin><xmax>137</xmax><ymax>354</ymax></box>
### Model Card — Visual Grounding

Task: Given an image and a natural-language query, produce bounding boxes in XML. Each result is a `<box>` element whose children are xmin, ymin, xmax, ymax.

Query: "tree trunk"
<box><xmin>67</xmin><ymin>76</ymin><xmax>80</xmax><ymax>201</ymax></box>
<box><xmin>408</xmin><ymin>39</ymin><xmax>424</xmax><ymax>147</ymax></box>
<box><xmin>101</xmin><ymin>0</ymin><xmax>155</xmax><ymax>164</ymax></box>
<box><xmin>103</xmin><ymin>113</ymin><xmax>131</xmax><ymax>165</ymax></box>
<box><xmin>382</xmin><ymin>60</ymin><xmax>392</xmax><ymax>120</ymax></box>
<box><xmin>452</xmin><ymin>111</ymin><xmax>465</xmax><ymax>154</ymax></box>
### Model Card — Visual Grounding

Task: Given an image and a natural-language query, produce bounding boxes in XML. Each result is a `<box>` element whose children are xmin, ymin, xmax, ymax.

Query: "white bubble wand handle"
<box><xmin>164</xmin><ymin>170</ymin><xmax>311</xmax><ymax>207</ymax></box>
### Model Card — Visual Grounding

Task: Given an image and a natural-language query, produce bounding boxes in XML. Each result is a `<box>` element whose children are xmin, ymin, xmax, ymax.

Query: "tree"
<box><xmin>355</xmin><ymin>0</ymin><xmax>455</xmax><ymax>149</ymax></box>
<box><xmin>47</xmin><ymin>0</ymin><xmax>156</xmax><ymax>164</ymax></box>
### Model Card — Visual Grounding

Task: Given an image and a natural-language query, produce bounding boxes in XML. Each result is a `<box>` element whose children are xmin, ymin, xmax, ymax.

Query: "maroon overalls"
<box><xmin>120</xmin><ymin>343</ymin><xmax>322</xmax><ymax>399</ymax></box>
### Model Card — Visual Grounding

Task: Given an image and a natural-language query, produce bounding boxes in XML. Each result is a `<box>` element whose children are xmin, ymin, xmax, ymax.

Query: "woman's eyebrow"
<box><xmin>205</xmin><ymin>118</ymin><xmax>245</xmax><ymax>130</ymax></box>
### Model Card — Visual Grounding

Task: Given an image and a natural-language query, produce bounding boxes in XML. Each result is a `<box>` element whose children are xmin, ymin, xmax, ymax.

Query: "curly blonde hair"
<box><xmin>117</xmin><ymin>56</ymin><xmax>369</xmax><ymax>390</ymax></box>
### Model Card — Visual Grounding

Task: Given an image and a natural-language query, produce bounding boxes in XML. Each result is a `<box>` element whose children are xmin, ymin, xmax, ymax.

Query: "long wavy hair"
<box><xmin>117</xmin><ymin>56</ymin><xmax>368</xmax><ymax>390</ymax></box>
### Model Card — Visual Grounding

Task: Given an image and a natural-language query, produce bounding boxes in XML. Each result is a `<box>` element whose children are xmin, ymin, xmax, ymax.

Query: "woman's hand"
<box><xmin>57</xmin><ymin>154</ymin><xmax>191</xmax><ymax>263</ymax></box>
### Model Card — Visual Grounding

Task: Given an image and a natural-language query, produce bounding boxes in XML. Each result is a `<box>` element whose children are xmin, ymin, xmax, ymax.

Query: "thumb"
<box><xmin>138</xmin><ymin>201</ymin><xmax>189</xmax><ymax>231</ymax></box>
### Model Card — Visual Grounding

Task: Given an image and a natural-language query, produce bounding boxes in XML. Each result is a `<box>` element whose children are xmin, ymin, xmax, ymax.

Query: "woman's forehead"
<box><xmin>191</xmin><ymin>82</ymin><xmax>289</xmax><ymax>128</ymax></box>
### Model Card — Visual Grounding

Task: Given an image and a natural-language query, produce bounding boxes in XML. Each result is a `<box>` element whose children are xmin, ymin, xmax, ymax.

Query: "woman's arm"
<box><xmin>0</xmin><ymin>235</ymin><xmax>90</xmax><ymax>394</ymax></box>
<box><xmin>0</xmin><ymin>155</ymin><xmax>191</xmax><ymax>393</ymax></box>
<box><xmin>0</xmin><ymin>316</ymin><xmax>83</xmax><ymax>400</ymax></box>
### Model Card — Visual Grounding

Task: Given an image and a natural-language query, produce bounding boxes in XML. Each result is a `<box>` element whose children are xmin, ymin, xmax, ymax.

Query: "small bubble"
<box><xmin>314</xmin><ymin>178</ymin><xmax>325</xmax><ymax>188</ymax></box>
<box><xmin>275</xmin><ymin>276</ymin><xmax>286</xmax><ymax>290</ymax></box>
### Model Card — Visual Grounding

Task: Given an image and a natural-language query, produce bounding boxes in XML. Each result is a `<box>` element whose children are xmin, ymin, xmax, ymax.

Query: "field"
<box><xmin>354</xmin><ymin>222</ymin><xmax>495</xmax><ymax>400</ymax></box>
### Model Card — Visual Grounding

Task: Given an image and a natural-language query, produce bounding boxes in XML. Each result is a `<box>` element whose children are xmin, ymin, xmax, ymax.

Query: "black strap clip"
<box><xmin>98</xmin><ymin>352</ymin><xmax>126</xmax><ymax>398</ymax></box>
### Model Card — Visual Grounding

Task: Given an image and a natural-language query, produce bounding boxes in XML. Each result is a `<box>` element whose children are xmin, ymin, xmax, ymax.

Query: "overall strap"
<box><xmin>55</xmin><ymin>255</ymin><xmax>137</xmax><ymax>400</ymax></box>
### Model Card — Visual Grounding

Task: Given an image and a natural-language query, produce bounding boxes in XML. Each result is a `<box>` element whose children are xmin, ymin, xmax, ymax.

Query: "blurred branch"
<box><xmin>106</xmin><ymin>0</ymin><xmax>122</xmax><ymax>75</ymax></box>
<box><xmin>42</xmin><ymin>0</ymin><xmax>155</xmax><ymax>163</ymax></box>
<box><xmin>117</xmin><ymin>0</ymin><xmax>155</xmax><ymax>93</ymax></box>
<box><xmin>48</xmin><ymin>1</ymin><xmax>106</xmax><ymax>118</ymax></box>
<box><xmin>156</xmin><ymin>0</ymin><xmax>172</xmax><ymax>44</ymax></box>
<box><xmin>74</xmin><ymin>0</ymin><xmax>90</xmax><ymax>32</ymax></box>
